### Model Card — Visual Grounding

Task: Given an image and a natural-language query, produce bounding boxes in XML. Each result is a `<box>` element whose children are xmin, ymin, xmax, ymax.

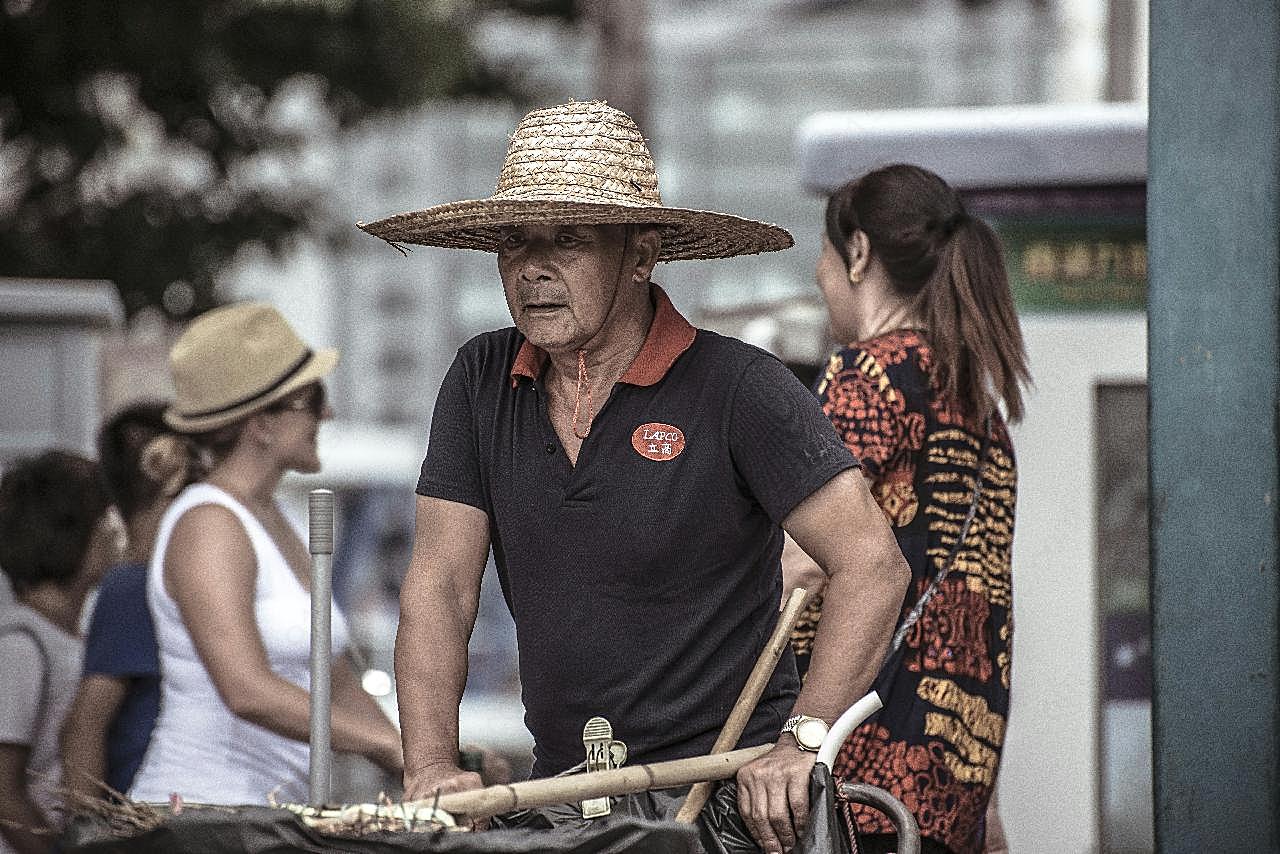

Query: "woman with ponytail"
<box><xmin>62</xmin><ymin>402</ymin><xmax>179</xmax><ymax>801</ymax></box>
<box><xmin>786</xmin><ymin>164</ymin><xmax>1029</xmax><ymax>854</ymax></box>
<box><xmin>126</xmin><ymin>303</ymin><xmax>402</xmax><ymax>805</ymax></box>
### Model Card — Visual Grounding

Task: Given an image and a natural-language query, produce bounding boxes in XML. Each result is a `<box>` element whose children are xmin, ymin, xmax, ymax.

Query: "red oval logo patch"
<box><xmin>631</xmin><ymin>422</ymin><xmax>685</xmax><ymax>461</ymax></box>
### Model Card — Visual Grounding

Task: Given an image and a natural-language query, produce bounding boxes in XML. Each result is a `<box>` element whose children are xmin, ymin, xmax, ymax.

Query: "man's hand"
<box><xmin>403</xmin><ymin>760</ymin><xmax>483</xmax><ymax>802</ymax></box>
<box><xmin>735</xmin><ymin>738</ymin><xmax>817</xmax><ymax>854</ymax></box>
<box><xmin>461</xmin><ymin>744</ymin><xmax>514</xmax><ymax>786</ymax></box>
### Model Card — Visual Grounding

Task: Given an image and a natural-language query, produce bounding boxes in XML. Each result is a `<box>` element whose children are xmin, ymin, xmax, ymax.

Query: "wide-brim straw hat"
<box><xmin>356</xmin><ymin>100</ymin><xmax>793</xmax><ymax>261</ymax></box>
<box><xmin>164</xmin><ymin>302</ymin><xmax>339</xmax><ymax>433</ymax></box>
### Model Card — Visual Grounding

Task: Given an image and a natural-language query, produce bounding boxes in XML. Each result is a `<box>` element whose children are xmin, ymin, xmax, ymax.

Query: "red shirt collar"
<box><xmin>509</xmin><ymin>285</ymin><xmax>697</xmax><ymax>387</ymax></box>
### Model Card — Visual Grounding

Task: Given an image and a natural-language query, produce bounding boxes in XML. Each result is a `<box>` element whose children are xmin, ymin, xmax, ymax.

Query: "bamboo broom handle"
<box><xmin>674</xmin><ymin>586</ymin><xmax>809</xmax><ymax>824</ymax></box>
<box><xmin>419</xmin><ymin>744</ymin><xmax>774</xmax><ymax>821</ymax></box>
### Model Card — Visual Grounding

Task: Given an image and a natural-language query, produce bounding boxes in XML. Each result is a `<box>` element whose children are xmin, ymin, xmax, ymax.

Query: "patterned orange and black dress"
<box><xmin>790</xmin><ymin>330</ymin><xmax>1015</xmax><ymax>854</ymax></box>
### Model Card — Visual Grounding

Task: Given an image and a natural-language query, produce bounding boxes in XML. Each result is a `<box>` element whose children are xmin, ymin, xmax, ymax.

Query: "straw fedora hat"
<box><xmin>357</xmin><ymin>100</ymin><xmax>793</xmax><ymax>261</ymax></box>
<box><xmin>164</xmin><ymin>302</ymin><xmax>338</xmax><ymax>433</ymax></box>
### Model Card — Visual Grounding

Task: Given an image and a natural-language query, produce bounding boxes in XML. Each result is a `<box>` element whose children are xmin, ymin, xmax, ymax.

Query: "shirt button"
<box><xmin>545</xmin><ymin>442</ymin><xmax>556</xmax><ymax>454</ymax></box>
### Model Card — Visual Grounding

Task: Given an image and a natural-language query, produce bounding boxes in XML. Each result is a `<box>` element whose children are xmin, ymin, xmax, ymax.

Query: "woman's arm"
<box><xmin>984</xmin><ymin>789</ymin><xmax>1010</xmax><ymax>853</ymax></box>
<box><xmin>330</xmin><ymin>653</ymin><xmax>402</xmax><ymax>772</ymax></box>
<box><xmin>0</xmin><ymin>743</ymin><xmax>49</xmax><ymax>854</ymax></box>
<box><xmin>60</xmin><ymin>674</ymin><xmax>128</xmax><ymax>798</ymax></box>
<box><xmin>164</xmin><ymin>504</ymin><xmax>399</xmax><ymax>768</ymax></box>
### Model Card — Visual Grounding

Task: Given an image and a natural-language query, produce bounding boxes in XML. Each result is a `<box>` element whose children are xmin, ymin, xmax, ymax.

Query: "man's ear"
<box><xmin>630</xmin><ymin>226</ymin><xmax>662</xmax><ymax>283</ymax></box>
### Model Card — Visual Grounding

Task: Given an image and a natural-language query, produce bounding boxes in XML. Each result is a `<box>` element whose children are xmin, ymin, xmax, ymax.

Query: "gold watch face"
<box><xmin>795</xmin><ymin>717</ymin><xmax>829</xmax><ymax>750</ymax></box>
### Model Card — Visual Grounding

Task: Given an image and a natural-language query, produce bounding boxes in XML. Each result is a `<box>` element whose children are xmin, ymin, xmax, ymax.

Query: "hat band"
<box><xmin>183</xmin><ymin>349</ymin><xmax>314</xmax><ymax>420</ymax></box>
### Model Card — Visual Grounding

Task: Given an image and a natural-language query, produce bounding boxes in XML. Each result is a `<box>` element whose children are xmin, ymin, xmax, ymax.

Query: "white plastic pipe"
<box><xmin>816</xmin><ymin>691</ymin><xmax>883</xmax><ymax>769</ymax></box>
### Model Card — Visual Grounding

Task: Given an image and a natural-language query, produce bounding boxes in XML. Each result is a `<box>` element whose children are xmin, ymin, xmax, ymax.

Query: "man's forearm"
<box><xmin>781</xmin><ymin>534</ymin><xmax>826</xmax><ymax>605</ymax></box>
<box><xmin>395</xmin><ymin>497</ymin><xmax>493</xmax><ymax>794</ymax></box>
<box><xmin>793</xmin><ymin>535</ymin><xmax>908</xmax><ymax>722</ymax></box>
<box><xmin>394</xmin><ymin>595</ymin><xmax>473</xmax><ymax>772</ymax></box>
<box><xmin>780</xmin><ymin>469</ymin><xmax>910</xmax><ymax>723</ymax></box>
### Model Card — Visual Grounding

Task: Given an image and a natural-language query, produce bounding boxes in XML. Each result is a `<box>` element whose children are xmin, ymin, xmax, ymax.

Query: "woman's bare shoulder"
<box><xmin>165</xmin><ymin>501</ymin><xmax>254</xmax><ymax>580</ymax></box>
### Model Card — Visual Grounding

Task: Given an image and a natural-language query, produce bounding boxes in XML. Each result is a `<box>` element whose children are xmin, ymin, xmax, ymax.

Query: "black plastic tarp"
<box><xmin>62</xmin><ymin>767</ymin><xmax>850</xmax><ymax>854</ymax></box>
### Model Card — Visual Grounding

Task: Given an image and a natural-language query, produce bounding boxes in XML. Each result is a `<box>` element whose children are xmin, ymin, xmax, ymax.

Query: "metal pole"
<box><xmin>1149</xmin><ymin>0</ymin><xmax>1280</xmax><ymax>849</ymax></box>
<box><xmin>308</xmin><ymin>488</ymin><xmax>335</xmax><ymax>806</ymax></box>
<box><xmin>838</xmin><ymin>784</ymin><xmax>920</xmax><ymax>854</ymax></box>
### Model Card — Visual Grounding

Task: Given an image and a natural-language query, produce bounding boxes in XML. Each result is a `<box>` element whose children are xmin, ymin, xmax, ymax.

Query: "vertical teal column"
<box><xmin>1149</xmin><ymin>1</ymin><xmax>1280</xmax><ymax>850</ymax></box>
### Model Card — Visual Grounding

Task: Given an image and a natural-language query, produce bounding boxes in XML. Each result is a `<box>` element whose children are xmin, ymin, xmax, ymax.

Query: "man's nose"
<box><xmin>518</xmin><ymin>242</ymin><xmax>555</xmax><ymax>281</ymax></box>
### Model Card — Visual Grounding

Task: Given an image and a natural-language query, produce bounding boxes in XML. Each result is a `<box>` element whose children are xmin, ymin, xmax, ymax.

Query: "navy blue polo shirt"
<box><xmin>418</xmin><ymin>286</ymin><xmax>858</xmax><ymax>777</ymax></box>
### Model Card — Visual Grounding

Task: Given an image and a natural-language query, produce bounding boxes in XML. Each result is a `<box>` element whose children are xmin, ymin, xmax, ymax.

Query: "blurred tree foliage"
<box><xmin>0</xmin><ymin>0</ymin><xmax>514</xmax><ymax>317</ymax></box>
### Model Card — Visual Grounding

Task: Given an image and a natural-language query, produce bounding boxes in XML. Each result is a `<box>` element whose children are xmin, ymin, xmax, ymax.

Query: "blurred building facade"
<box><xmin>216</xmin><ymin>0</ymin><xmax>1147</xmax><ymax>845</ymax></box>
<box><xmin>229</xmin><ymin>0</ymin><xmax>1116</xmax><ymax>428</ymax></box>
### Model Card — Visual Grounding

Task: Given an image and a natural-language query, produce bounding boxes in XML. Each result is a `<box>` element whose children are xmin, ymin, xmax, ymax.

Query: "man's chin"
<box><xmin>516</xmin><ymin>321</ymin><xmax>577</xmax><ymax>352</ymax></box>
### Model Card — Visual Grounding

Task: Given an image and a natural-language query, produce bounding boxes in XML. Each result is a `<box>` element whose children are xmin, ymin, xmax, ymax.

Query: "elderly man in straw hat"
<box><xmin>360</xmin><ymin>101</ymin><xmax>909</xmax><ymax>853</ymax></box>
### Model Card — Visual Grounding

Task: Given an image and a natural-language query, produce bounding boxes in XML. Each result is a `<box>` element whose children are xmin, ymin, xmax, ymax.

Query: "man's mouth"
<box><xmin>523</xmin><ymin>301</ymin><xmax>567</xmax><ymax>314</ymax></box>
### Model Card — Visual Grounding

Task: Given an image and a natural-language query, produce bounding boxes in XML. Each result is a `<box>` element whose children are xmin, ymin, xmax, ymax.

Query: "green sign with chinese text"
<box><xmin>995</xmin><ymin>220</ymin><xmax>1147</xmax><ymax>311</ymax></box>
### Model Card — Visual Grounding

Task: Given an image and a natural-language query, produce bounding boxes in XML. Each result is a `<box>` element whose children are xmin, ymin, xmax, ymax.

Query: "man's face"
<box><xmin>497</xmin><ymin>223</ymin><xmax>634</xmax><ymax>353</ymax></box>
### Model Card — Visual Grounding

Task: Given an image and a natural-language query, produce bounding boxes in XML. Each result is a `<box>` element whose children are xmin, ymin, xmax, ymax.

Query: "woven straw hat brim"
<box><xmin>357</xmin><ymin>199</ymin><xmax>794</xmax><ymax>261</ymax></box>
<box><xmin>163</xmin><ymin>348</ymin><xmax>339</xmax><ymax>434</ymax></box>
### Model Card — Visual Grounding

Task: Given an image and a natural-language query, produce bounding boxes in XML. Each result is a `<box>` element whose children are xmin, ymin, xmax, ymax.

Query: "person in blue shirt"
<box><xmin>61</xmin><ymin>402</ymin><xmax>178</xmax><ymax>798</ymax></box>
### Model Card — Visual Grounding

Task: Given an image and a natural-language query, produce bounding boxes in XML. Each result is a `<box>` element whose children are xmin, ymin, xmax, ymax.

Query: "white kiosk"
<box><xmin>0</xmin><ymin>277</ymin><xmax>124</xmax><ymax>606</ymax></box>
<box><xmin>0</xmin><ymin>277</ymin><xmax>124</xmax><ymax>465</ymax></box>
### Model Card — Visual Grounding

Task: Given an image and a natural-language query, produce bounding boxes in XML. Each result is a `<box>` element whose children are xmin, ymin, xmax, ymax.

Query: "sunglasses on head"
<box><xmin>269</xmin><ymin>383</ymin><xmax>326</xmax><ymax>417</ymax></box>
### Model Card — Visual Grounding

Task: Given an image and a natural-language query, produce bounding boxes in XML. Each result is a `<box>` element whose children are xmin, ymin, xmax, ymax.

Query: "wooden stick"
<box><xmin>282</xmin><ymin>590</ymin><xmax>810</xmax><ymax>829</ymax></box>
<box><xmin>674</xmin><ymin>587</ymin><xmax>809</xmax><ymax>823</ymax></box>
<box><xmin>389</xmin><ymin>744</ymin><xmax>773</xmax><ymax>822</ymax></box>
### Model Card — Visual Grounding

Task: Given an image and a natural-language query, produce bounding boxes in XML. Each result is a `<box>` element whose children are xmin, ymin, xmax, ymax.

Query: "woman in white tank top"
<box><xmin>128</xmin><ymin>303</ymin><xmax>402</xmax><ymax>805</ymax></box>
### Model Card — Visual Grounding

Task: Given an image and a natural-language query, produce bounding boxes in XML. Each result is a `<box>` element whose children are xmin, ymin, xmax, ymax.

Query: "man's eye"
<box><xmin>500</xmin><ymin>233</ymin><xmax>524</xmax><ymax>249</ymax></box>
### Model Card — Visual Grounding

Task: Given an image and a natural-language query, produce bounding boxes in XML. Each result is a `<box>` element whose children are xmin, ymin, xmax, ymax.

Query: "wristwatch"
<box><xmin>781</xmin><ymin>714</ymin><xmax>829</xmax><ymax>752</ymax></box>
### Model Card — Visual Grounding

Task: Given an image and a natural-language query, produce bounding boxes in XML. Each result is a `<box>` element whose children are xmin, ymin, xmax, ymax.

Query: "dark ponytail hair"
<box><xmin>824</xmin><ymin>163</ymin><xmax>1031</xmax><ymax>422</ymax></box>
<box><xmin>97</xmin><ymin>402</ymin><xmax>190</xmax><ymax>521</ymax></box>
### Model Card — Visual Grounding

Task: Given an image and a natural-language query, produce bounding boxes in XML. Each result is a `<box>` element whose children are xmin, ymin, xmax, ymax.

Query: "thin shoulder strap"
<box><xmin>886</xmin><ymin>413</ymin><xmax>993</xmax><ymax>655</ymax></box>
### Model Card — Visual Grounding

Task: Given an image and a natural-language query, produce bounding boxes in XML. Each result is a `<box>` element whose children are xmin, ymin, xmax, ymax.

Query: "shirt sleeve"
<box><xmin>729</xmin><ymin>353</ymin><xmax>860</xmax><ymax>524</ymax></box>
<box><xmin>815</xmin><ymin>348</ymin><xmax>904</xmax><ymax>480</ymax></box>
<box><xmin>0</xmin><ymin>630</ymin><xmax>43</xmax><ymax>746</ymax></box>
<box><xmin>416</xmin><ymin>349</ymin><xmax>488</xmax><ymax>513</ymax></box>
<box><xmin>83</xmin><ymin>569</ymin><xmax>158</xmax><ymax>679</ymax></box>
